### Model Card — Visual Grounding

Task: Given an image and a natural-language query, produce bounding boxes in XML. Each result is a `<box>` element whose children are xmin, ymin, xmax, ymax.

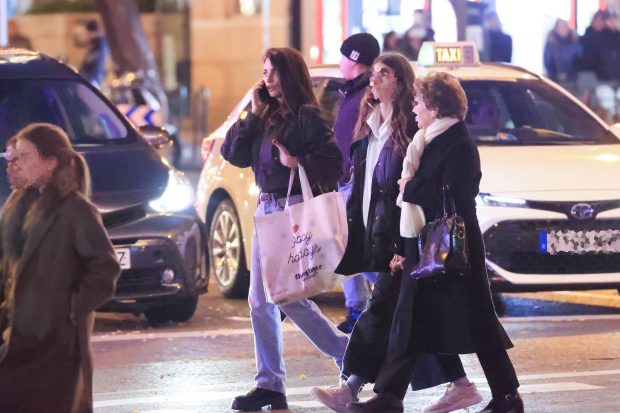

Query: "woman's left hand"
<box><xmin>389</xmin><ymin>254</ymin><xmax>405</xmax><ymax>275</ymax></box>
<box><xmin>397</xmin><ymin>178</ymin><xmax>409</xmax><ymax>194</ymax></box>
<box><xmin>272</xmin><ymin>139</ymin><xmax>299</xmax><ymax>168</ymax></box>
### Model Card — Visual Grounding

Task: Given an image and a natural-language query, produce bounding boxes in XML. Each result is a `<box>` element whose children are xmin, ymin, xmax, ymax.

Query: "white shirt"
<box><xmin>363</xmin><ymin>105</ymin><xmax>392</xmax><ymax>228</ymax></box>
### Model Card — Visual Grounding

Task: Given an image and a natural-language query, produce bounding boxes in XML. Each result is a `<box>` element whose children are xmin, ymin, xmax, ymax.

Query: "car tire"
<box><xmin>209</xmin><ymin>199</ymin><xmax>249</xmax><ymax>298</ymax></box>
<box><xmin>144</xmin><ymin>295</ymin><xmax>199</xmax><ymax>324</ymax></box>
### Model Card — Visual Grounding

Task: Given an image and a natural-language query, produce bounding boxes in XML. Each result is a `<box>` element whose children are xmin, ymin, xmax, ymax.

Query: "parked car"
<box><xmin>0</xmin><ymin>49</ymin><xmax>208</xmax><ymax>323</ymax></box>
<box><xmin>197</xmin><ymin>42</ymin><xmax>620</xmax><ymax>301</ymax></box>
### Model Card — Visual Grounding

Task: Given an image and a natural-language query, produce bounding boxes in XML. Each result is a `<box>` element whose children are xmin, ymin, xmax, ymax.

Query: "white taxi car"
<box><xmin>196</xmin><ymin>42</ymin><xmax>620</xmax><ymax>299</ymax></box>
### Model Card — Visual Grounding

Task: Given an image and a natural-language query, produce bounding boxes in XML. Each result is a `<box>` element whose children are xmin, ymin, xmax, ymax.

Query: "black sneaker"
<box><xmin>336</xmin><ymin>308</ymin><xmax>361</xmax><ymax>333</ymax></box>
<box><xmin>477</xmin><ymin>391</ymin><xmax>524</xmax><ymax>413</ymax></box>
<box><xmin>231</xmin><ymin>387</ymin><xmax>288</xmax><ymax>411</ymax></box>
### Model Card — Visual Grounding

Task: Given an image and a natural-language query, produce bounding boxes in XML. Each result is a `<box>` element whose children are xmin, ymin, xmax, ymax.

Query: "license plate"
<box><xmin>115</xmin><ymin>247</ymin><xmax>131</xmax><ymax>269</ymax></box>
<box><xmin>539</xmin><ymin>229</ymin><xmax>620</xmax><ymax>255</ymax></box>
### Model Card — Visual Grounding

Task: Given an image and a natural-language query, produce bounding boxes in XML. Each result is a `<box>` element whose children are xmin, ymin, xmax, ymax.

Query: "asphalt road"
<box><xmin>91</xmin><ymin>280</ymin><xmax>620</xmax><ymax>413</ymax></box>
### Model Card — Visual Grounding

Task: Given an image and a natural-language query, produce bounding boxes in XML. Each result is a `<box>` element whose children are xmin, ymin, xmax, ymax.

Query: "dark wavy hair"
<box><xmin>262</xmin><ymin>48</ymin><xmax>318</xmax><ymax>122</ymax></box>
<box><xmin>414</xmin><ymin>71</ymin><xmax>468</xmax><ymax>120</ymax></box>
<box><xmin>353</xmin><ymin>52</ymin><xmax>415</xmax><ymax>156</ymax></box>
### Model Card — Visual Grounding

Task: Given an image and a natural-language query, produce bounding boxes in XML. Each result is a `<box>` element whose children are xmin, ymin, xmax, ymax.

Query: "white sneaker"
<box><xmin>423</xmin><ymin>382</ymin><xmax>484</xmax><ymax>413</ymax></box>
<box><xmin>310</xmin><ymin>383</ymin><xmax>358</xmax><ymax>413</ymax></box>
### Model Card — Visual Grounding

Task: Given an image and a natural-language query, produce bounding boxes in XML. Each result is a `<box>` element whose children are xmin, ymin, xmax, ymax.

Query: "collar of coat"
<box><xmin>339</xmin><ymin>71</ymin><xmax>371</xmax><ymax>97</ymax></box>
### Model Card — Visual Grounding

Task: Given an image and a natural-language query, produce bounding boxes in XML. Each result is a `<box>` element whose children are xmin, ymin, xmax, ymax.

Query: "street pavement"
<box><xmin>91</xmin><ymin>282</ymin><xmax>620</xmax><ymax>413</ymax></box>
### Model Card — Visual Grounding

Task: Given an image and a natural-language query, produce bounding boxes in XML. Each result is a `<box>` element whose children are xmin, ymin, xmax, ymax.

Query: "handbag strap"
<box><xmin>441</xmin><ymin>184</ymin><xmax>458</xmax><ymax>217</ymax></box>
<box><xmin>285</xmin><ymin>165</ymin><xmax>314</xmax><ymax>210</ymax></box>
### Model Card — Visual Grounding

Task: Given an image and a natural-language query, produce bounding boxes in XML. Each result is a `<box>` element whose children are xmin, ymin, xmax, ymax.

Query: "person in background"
<box><xmin>221</xmin><ymin>47</ymin><xmax>348</xmax><ymax>412</ymax></box>
<box><xmin>579</xmin><ymin>10</ymin><xmax>620</xmax><ymax>82</ymax></box>
<box><xmin>383</xmin><ymin>31</ymin><xmax>400</xmax><ymax>53</ymax></box>
<box><xmin>399</xmin><ymin>9</ymin><xmax>435</xmax><ymax>61</ymax></box>
<box><xmin>482</xmin><ymin>12</ymin><xmax>512</xmax><ymax>63</ymax></box>
<box><xmin>333</xmin><ymin>32</ymin><xmax>381</xmax><ymax>333</ymax></box>
<box><xmin>8</xmin><ymin>19</ymin><xmax>33</xmax><ymax>50</ymax></box>
<box><xmin>78</xmin><ymin>20</ymin><xmax>109</xmax><ymax>87</ymax></box>
<box><xmin>544</xmin><ymin>19</ymin><xmax>582</xmax><ymax>88</ymax></box>
<box><xmin>349</xmin><ymin>72</ymin><xmax>522</xmax><ymax>413</ymax></box>
<box><xmin>0</xmin><ymin>123</ymin><xmax>121</xmax><ymax>413</ymax></box>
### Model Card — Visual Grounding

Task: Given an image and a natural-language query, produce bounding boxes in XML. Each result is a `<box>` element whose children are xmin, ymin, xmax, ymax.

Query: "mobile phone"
<box><xmin>258</xmin><ymin>84</ymin><xmax>271</xmax><ymax>102</ymax></box>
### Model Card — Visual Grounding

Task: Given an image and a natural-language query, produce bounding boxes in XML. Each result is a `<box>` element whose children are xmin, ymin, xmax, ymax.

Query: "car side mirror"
<box><xmin>139</xmin><ymin>125</ymin><xmax>172</xmax><ymax>148</ymax></box>
<box><xmin>610</xmin><ymin>123</ymin><xmax>620</xmax><ymax>140</ymax></box>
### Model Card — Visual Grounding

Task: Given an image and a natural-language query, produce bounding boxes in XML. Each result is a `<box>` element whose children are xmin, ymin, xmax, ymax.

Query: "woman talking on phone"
<box><xmin>221</xmin><ymin>47</ymin><xmax>348</xmax><ymax>412</ymax></box>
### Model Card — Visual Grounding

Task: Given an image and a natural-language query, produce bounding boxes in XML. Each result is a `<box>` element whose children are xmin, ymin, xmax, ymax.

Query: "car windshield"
<box><xmin>462</xmin><ymin>79</ymin><xmax>618</xmax><ymax>145</ymax></box>
<box><xmin>312</xmin><ymin>76</ymin><xmax>618</xmax><ymax>146</ymax></box>
<box><xmin>0</xmin><ymin>79</ymin><xmax>129</xmax><ymax>147</ymax></box>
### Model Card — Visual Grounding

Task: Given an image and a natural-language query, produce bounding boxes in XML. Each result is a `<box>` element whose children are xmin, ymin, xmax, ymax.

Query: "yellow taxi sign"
<box><xmin>417</xmin><ymin>42</ymin><xmax>480</xmax><ymax>67</ymax></box>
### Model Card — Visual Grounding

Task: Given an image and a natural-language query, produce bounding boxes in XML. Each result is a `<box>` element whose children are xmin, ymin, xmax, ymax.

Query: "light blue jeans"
<box><xmin>249</xmin><ymin>194</ymin><xmax>349</xmax><ymax>394</ymax></box>
<box><xmin>338</xmin><ymin>182</ymin><xmax>378</xmax><ymax>311</ymax></box>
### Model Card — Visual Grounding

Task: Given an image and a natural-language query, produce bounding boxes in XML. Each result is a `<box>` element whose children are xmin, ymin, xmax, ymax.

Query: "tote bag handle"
<box><xmin>285</xmin><ymin>165</ymin><xmax>314</xmax><ymax>210</ymax></box>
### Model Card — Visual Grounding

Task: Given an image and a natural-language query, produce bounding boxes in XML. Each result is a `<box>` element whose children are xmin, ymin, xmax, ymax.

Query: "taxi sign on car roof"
<box><xmin>417</xmin><ymin>42</ymin><xmax>480</xmax><ymax>68</ymax></box>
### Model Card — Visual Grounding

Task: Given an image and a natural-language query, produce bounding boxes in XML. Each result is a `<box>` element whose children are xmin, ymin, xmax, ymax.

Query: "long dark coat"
<box><xmin>0</xmin><ymin>186</ymin><xmax>120</xmax><ymax>413</ymax></box>
<box><xmin>401</xmin><ymin>121</ymin><xmax>513</xmax><ymax>354</ymax></box>
<box><xmin>337</xmin><ymin>136</ymin><xmax>408</xmax><ymax>275</ymax></box>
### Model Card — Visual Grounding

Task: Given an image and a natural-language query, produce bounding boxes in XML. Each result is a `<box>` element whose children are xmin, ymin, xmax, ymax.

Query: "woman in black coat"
<box><xmin>312</xmin><ymin>53</ymin><xmax>476</xmax><ymax>413</ymax></box>
<box><xmin>349</xmin><ymin>72</ymin><xmax>523</xmax><ymax>413</ymax></box>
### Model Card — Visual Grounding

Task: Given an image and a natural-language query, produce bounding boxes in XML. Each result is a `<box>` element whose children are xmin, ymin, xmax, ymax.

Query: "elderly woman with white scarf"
<box><xmin>349</xmin><ymin>72</ymin><xmax>522</xmax><ymax>413</ymax></box>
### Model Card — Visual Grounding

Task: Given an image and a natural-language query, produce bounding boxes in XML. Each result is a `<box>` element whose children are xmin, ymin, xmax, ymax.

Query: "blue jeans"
<box><xmin>343</xmin><ymin>272</ymin><xmax>378</xmax><ymax>311</ymax></box>
<box><xmin>249</xmin><ymin>194</ymin><xmax>349</xmax><ymax>393</ymax></box>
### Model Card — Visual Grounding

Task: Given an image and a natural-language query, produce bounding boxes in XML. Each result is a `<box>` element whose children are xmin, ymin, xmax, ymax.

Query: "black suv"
<box><xmin>0</xmin><ymin>49</ymin><xmax>208</xmax><ymax>323</ymax></box>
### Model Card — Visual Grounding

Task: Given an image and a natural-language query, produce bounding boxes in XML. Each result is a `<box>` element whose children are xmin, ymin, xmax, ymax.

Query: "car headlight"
<box><xmin>475</xmin><ymin>193</ymin><xmax>529</xmax><ymax>208</ymax></box>
<box><xmin>149</xmin><ymin>170</ymin><xmax>194</xmax><ymax>213</ymax></box>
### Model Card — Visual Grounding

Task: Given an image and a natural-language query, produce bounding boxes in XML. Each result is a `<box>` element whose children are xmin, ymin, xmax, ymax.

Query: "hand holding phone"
<box><xmin>258</xmin><ymin>84</ymin><xmax>271</xmax><ymax>102</ymax></box>
<box><xmin>251</xmin><ymin>80</ymin><xmax>269</xmax><ymax>115</ymax></box>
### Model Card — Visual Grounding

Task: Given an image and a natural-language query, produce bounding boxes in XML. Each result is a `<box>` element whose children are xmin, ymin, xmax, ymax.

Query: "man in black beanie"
<box><xmin>333</xmin><ymin>32</ymin><xmax>381</xmax><ymax>334</ymax></box>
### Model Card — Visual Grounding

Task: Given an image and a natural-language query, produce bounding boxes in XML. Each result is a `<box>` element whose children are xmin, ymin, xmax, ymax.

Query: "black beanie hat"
<box><xmin>340</xmin><ymin>33</ymin><xmax>380</xmax><ymax>66</ymax></box>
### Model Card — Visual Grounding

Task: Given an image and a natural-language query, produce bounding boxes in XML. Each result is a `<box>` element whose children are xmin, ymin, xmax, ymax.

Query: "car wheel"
<box><xmin>210</xmin><ymin>199</ymin><xmax>249</xmax><ymax>298</ymax></box>
<box><xmin>144</xmin><ymin>306</ymin><xmax>173</xmax><ymax>324</ymax></box>
<box><xmin>144</xmin><ymin>296</ymin><xmax>199</xmax><ymax>324</ymax></box>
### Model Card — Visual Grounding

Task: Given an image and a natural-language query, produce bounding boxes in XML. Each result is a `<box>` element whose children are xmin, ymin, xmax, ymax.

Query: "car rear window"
<box><xmin>0</xmin><ymin>79</ymin><xmax>128</xmax><ymax>147</ymax></box>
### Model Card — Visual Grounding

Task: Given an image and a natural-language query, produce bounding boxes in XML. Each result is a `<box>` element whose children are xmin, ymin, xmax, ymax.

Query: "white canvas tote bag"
<box><xmin>254</xmin><ymin>166</ymin><xmax>348</xmax><ymax>305</ymax></box>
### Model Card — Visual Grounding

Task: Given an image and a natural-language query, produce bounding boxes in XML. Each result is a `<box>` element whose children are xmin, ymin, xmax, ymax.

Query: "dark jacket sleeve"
<box><xmin>441</xmin><ymin>142</ymin><xmax>480</xmax><ymax>210</ymax></box>
<box><xmin>297</xmin><ymin>105</ymin><xmax>344</xmax><ymax>187</ymax></box>
<box><xmin>220</xmin><ymin>113</ymin><xmax>262</xmax><ymax>168</ymax></box>
<box><xmin>402</xmin><ymin>173</ymin><xmax>441</xmax><ymax>215</ymax></box>
<box><xmin>70</xmin><ymin>198</ymin><xmax>121</xmax><ymax>323</ymax></box>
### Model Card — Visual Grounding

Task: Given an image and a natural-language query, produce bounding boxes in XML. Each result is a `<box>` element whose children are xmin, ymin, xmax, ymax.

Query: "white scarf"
<box><xmin>397</xmin><ymin>117</ymin><xmax>460</xmax><ymax>237</ymax></box>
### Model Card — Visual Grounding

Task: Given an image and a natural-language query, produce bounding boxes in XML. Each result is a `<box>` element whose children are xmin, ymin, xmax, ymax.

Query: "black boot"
<box><xmin>231</xmin><ymin>387</ymin><xmax>288</xmax><ymax>411</ymax></box>
<box><xmin>337</xmin><ymin>308</ymin><xmax>361</xmax><ymax>333</ymax></box>
<box><xmin>347</xmin><ymin>393</ymin><xmax>404</xmax><ymax>413</ymax></box>
<box><xmin>477</xmin><ymin>391</ymin><xmax>524</xmax><ymax>413</ymax></box>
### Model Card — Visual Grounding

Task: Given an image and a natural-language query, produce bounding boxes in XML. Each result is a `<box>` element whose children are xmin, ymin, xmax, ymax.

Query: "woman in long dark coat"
<box><xmin>0</xmin><ymin>123</ymin><xmax>121</xmax><ymax>413</ymax></box>
<box><xmin>349</xmin><ymin>72</ymin><xmax>523</xmax><ymax>413</ymax></box>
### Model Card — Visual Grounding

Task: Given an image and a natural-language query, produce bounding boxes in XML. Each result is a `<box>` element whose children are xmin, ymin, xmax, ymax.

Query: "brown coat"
<box><xmin>0</xmin><ymin>187</ymin><xmax>120</xmax><ymax>413</ymax></box>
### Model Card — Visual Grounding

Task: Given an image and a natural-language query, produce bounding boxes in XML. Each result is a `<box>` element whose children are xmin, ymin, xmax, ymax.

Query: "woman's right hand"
<box><xmin>251</xmin><ymin>80</ymin><xmax>268</xmax><ymax>115</ymax></box>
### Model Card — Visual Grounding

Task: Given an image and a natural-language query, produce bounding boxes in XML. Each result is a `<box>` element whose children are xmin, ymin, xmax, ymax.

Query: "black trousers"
<box><xmin>342</xmin><ymin>271</ymin><xmax>401</xmax><ymax>382</ymax></box>
<box><xmin>374</xmin><ymin>348</ymin><xmax>519</xmax><ymax>400</ymax></box>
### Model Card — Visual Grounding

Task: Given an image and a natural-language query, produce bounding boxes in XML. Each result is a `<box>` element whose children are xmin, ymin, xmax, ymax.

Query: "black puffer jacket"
<box><xmin>221</xmin><ymin>104</ymin><xmax>343</xmax><ymax>194</ymax></box>
<box><xmin>337</xmin><ymin>135</ymin><xmax>409</xmax><ymax>275</ymax></box>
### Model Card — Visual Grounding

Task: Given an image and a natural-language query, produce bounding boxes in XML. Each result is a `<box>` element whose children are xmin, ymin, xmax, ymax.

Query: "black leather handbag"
<box><xmin>409</xmin><ymin>185</ymin><xmax>471</xmax><ymax>279</ymax></box>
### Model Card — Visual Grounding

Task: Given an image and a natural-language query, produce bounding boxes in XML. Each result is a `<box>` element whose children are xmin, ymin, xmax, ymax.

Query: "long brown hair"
<box><xmin>353</xmin><ymin>52</ymin><xmax>415</xmax><ymax>155</ymax></box>
<box><xmin>262</xmin><ymin>47</ymin><xmax>318</xmax><ymax>125</ymax></box>
<box><xmin>12</xmin><ymin>123</ymin><xmax>91</xmax><ymax>197</ymax></box>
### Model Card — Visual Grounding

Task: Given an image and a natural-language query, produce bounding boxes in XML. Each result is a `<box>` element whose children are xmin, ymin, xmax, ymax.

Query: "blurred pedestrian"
<box><xmin>544</xmin><ymin>19</ymin><xmax>582</xmax><ymax>87</ymax></box>
<box><xmin>399</xmin><ymin>9</ymin><xmax>435</xmax><ymax>60</ymax></box>
<box><xmin>579</xmin><ymin>10</ymin><xmax>620</xmax><ymax>81</ymax></box>
<box><xmin>312</xmin><ymin>52</ymin><xmax>474</xmax><ymax>412</ymax></box>
<box><xmin>333</xmin><ymin>32</ymin><xmax>381</xmax><ymax>333</ymax></box>
<box><xmin>78</xmin><ymin>20</ymin><xmax>109</xmax><ymax>87</ymax></box>
<box><xmin>383</xmin><ymin>31</ymin><xmax>399</xmax><ymax>52</ymax></box>
<box><xmin>0</xmin><ymin>123</ymin><xmax>121</xmax><ymax>413</ymax></box>
<box><xmin>349</xmin><ymin>72</ymin><xmax>522</xmax><ymax>413</ymax></box>
<box><xmin>8</xmin><ymin>19</ymin><xmax>33</xmax><ymax>50</ymax></box>
<box><xmin>221</xmin><ymin>47</ymin><xmax>348</xmax><ymax>412</ymax></box>
<box><xmin>482</xmin><ymin>12</ymin><xmax>512</xmax><ymax>63</ymax></box>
